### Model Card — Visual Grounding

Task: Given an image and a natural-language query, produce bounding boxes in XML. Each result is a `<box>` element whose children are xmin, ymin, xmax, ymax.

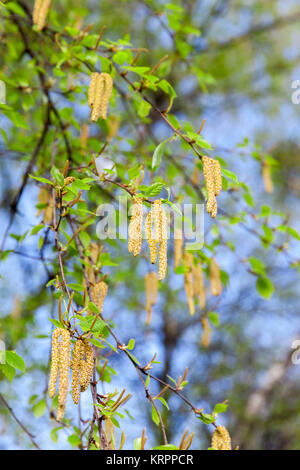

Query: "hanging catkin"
<box><xmin>57</xmin><ymin>329</ymin><xmax>71</xmax><ymax>421</ymax></box>
<box><xmin>201</xmin><ymin>317</ymin><xmax>211</xmax><ymax>348</ymax></box>
<box><xmin>152</xmin><ymin>200</ymin><xmax>162</xmax><ymax>244</ymax></box>
<box><xmin>213</xmin><ymin>160</ymin><xmax>222</xmax><ymax>196</ymax></box>
<box><xmin>158</xmin><ymin>205</ymin><xmax>168</xmax><ymax>281</ymax></box>
<box><xmin>262</xmin><ymin>160</ymin><xmax>273</xmax><ymax>193</ymax></box>
<box><xmin>128</xmin><ymin>196</ymin><xmax>143</xmax><ymax>257</ymax></box>
<box><xmin>183</xmin><ymin>252</ymin><xmax>195</xmax><ymax>316</ymax></box>
<box><xmin>202</xmin><ymin>156</ymin><xmax>222</xmax><ymax>218</ymax></box>
<box><xmin>174</xmin><ymin>229</ymin><xmax>183</xmax><ymax>269</ymax></box>
<box><xmin>145</xmin><ymin>272</ymin><xmax>158</xmax><ymax>325</ymax></box>
<box><xmin>211</xmin><ymin>426</ymin><xmax>232</xmax><ymax>450</ymax></box>
<box><xmin>33</xmin><ymin>0</ymin><xmax>51</xmax><ymax>31</ymax></box>
<box><xmin>71</xmin><ymin>340</ymin><xmax>84</xmax><ymax>405</ymax></box>
<box><xmin>193</xmin><ymin>263</ymin><xmax>206</xmax><ymax>309</ymax></box>
<box><xmin>92</xmin><ymin>280</ymin><xmax>108</xmax><ymax>313</ymax></box>
<box><xmin>210</xmin><ymin>259</ymin><xmax>222</xmax><ymax>296</ymax></box>
<box><xmin>80</xmin><ymin>340</ymin><xmax>94</xmax><ymax>392</ymax></box>
<box><xmin>48</xmin><ymin>328</ymin><xmax>61</xmax><ymax>399</ymax></box>
<box><xmin>88</xmin><ymin>73</ymin><xmax>113</xmax><ymax>122</ymax></box>
<box><xmin>145</xmin><ymin>211</ymin><xmax>157</xmax><ymax>264</ymax></box>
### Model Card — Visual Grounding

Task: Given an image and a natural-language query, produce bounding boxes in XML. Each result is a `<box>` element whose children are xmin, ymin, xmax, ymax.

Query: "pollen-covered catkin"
<box><xmin>202</xmin><ymin>156</ymin><xmax>222</xmax><ymax>218</ymax></box>
<box><xmin>145</xmin><ymin>272</ymin><xmax>158</xmax><ymax>325</ymax></box>
<box><xmin>203</xmin><ymin>156</ymin><xmax>216</xmax><ymax>217</ymax></box>
<box><xmin>128</xmin><ymin>197</ymin><xmax>143</xmax><ymax>257</ymax></box>
<box><xmin>99</xmin><ymin>73</ymin><xmax>113</xmax><ymax>120</ymax></box>
<box><xmin>211</xmin><ymin>426</ymin><xmax>232</xmax><ymax>450</ymax></box>
<box><xmin>71</xmin><ymin>340</ymin><xmax>84</xmax><ymax>405</ymax></box>
<box><xmin>57</xmin><ymin>329</ymin><xmax>71</xmax><ymax>421</ymax></box>
<box><xmin>145</xmin><ymin>211</ymin><xmax>157</xmax><ymax>264</ymax></box>
<box><xmin>152</xmin><ymin>200</ymin><xmax>162</xmax><ymax>243</ymax></box>
<box><xmin>183</xmin><ymin>252</ymin><xmax>195</xmax><ymax>316</ymax></box>
<box><xmin>201</xmin><ymin>317</ymin><xmax>211</xmax><ymax>348</ymax></box>
<box><xmin>210</xmin><ymin>259</ymin><xmax>222</xmax><ymax>296</ymax></box>
<box><xmin>48</xmin><ymin>328</ymin><xmax>61</xmax><ymax>399</ymax></box>
<box><xmin>262</xmin><ymin>160</ymin><xmax>273</xmax><ymax>193</ymax></box>
<box><xmin>158</xmin><ymin>205</ymin><xmax>168</xmax><ymax>281</ymax></box>
<box><xmin>80</xmin><ymin>340</ymin><xmax>94</xmax><ymax>392</ymax></box>
<box><xmin>33</xmin><ymin>0</ymin><xmax>51</xmax><ymax>31</ymax></box>
<box><xmin>92</xmin><ymin>280</ymin><xmax>108</xmax><ymax>313</ymax></box>
<box><xmin>88</xmin><ymin>72</ymin><xmax>98</xmax><ymax>108</ymax></box>
<box><xmin>89</xmin><ymin>73</ymin><xmax>113</xmax><ymax>122</ymax></box>
<box><xmin>174</xmin><ymin>229</ymin><xmax>183</xmax><ymax>269</ymax></box>
<box><xmin>193</xmin><ymin>264</ymin><xmax>206</xmax><ymax>309</ymax></box>
<box><xmin>213</xmin><ymin>159</ymin><xmax>222</xmax><ymax>196</ymax></box>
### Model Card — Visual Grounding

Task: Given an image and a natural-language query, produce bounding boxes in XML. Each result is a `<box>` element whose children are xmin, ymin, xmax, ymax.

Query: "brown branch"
<box><xmin>0</xmin><ymin>393</ymin><xmax>40</xmax><ymax>449</ymax></box>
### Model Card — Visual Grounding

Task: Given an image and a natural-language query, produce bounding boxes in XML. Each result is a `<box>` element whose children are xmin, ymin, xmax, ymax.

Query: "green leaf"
<box><xmin>32</xmin><ymin>399</ymin><xmax>46</xmax><ymax>418</ymax></box>
<box><xmin>0</xmin><ymin>364</ymin><xmax>16</xmax><ymax>382</ymax></box>
<box><xmin>152</xmin><ymin>444</ymin><xmax>179</xmax><ymax>450</ymax></box>
<box><xmin>127</xmin><ymin>339</ymin><xmax>135</xmax><ymax>350</ymax></box>
<box><xmin>152</xmin><ymin>140</ymin><xmax>169</xmax><ymax>171</ymax></box>
<box><xmin>30</xmin><ymin>224</ymin><xmax>44</xmax><ymax>236</ymax></box>
<box><xmin>51</xmin><ymin>166</ymin><xmax>64</xmax><ymax>186</ymax></box>
<box><xmin>29</xmin><ymin>175</ymin><xmax>54</xmax><ymax>186</ymax></box>
<box><xmin>145</xmin><ymin>182</ymin><xmax>164</xmax><ymax>197</ymax></box>
<box><xmin>5</xmin><ymin>351</ymin><xmax>26</xmax><ymax>372</ymax></box>
<box><xmin>214</xmin><ymin>403</ymin><xmax>228</xmax><ymax>414</ymax></box>
<box><xmin>152</xmin><ymin>405</ymin><xmax>160</xmax><ymax>426</ymax></box>
<box><xmin>256</xmin><ymin>276</ymin><xmax>274</xmax><ymax>299</ymax></box>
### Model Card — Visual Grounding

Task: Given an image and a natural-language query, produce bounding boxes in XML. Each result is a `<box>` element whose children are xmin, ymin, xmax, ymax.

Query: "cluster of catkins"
<box><xmin>32</xmin><ymin>0</ymin><xmax>51</xmax><ymax>31</ymax></box>
<box><xmin>88</xmin><ymin>73</ymin><xmax>113</xmax><ymax>121</ymax></box>
<box><xmin>183</xmin><ymin>252</ymin><xmax>206</xmax><ymax>316</ymax></box>
<box><xmin>202</xmin><ymin>156</ymin><xmax>222</xmax><ymax>218</ymax></box>
<box><xmin>211</xmin><ymin>425</ymin><xmax>232</xmax><ymax>450</ymax></box>
<box><xmin>48</xmin><ymin>328</ymin><xmax>94</xmax><ymax>421</ymax></box>
<box><xmin>128</xmin><ymin>198</ymin><xmax>168</xmax><ymax>281</ymax></box>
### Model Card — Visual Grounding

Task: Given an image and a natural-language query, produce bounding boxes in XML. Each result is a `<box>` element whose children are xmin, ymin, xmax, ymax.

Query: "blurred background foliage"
<box><xmin>0</xmin><ymin>0</ymin><xmax>300</xmax><ymax>450</ymax></box>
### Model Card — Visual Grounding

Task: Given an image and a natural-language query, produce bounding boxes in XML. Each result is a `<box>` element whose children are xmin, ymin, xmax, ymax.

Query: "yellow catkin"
<box><xmin>80</xmin><ymin>340</ymin><xmax>94</xmax><ymax>393</ymax></box>
<box><xmin>201</xmin><ymin>317</ymin><xmax>211</xmax><ymax>348</ymax></box>
<box><xmin>145</xmin><ymin>271</ymin><xmax>158</xmax><ymax>325</ymax></box>
<box><xmin>183</xmin><ymin>252</ymin><xmax>195</xmax><ymax>316</ymax></box>
<box><xmin>128</xmin><ymin>197</ymin><xmax>143</xmax><ymax>257</ymax></box>
<box><xmin>37</xmin><ymin>187</ymin><xmax>53</xmax><ymax>224</ymax></box>
<box><xmin>145</xmin><ymin>211</ymin><xmax>157</xmax><ymax>264</ymax></box>
<box><xmin>105</xmin><ymin>418</ymin><xmax>116</xmax><ymax>449</ymax></box>
<box><xmin>191</xmin><ymin>166</ymin><xmax>200</xmax><ymax>185</ymax></box>
<box><xmin>193</xmin><ymin>264</ymin><xmax>206</xmax><ymax>309</ymax></box>
<box><xmin>99</xmin><ymin>73</ymin><xmax>113</xmax><ymax>120</ymax></box>
<box><xmin>89</xmin><ymin>73</ymin><xmax>113</xmax><ymax>122</ymax></box>
<box><xmin>213</xmin><ymin>159</ymin><xmax>222</xmax><ymax>196</ymax></box>
<box><xmin>174</xmin><ymin>229</ymin><xmax>183</xmax><ymax>269</ymax></box>
<box><xmin>211</xmin><ymin>426</ymin><xmax>232</xmax><ymax>450</ymax></box>
<box><xmin>88</xmin><ymin>72</ymin><xmax>98</xmax><ymax>108</ymax></box>
<box><xmin>262</xmin><ymin>161</ymin><xmax>273</xmax><ymax>193</ymax></box>
<box><xmin>57</xmin><ymin>329</ymin><xmax>71</xmax><ymax>421</ymax></box>
<box><xmin>202</xmin><ymin>156</ymin><xmax>216</xmax><ymax>217</ymax></box>
<box><xmin>107</xmin><ymin>115</ymin><xmax>120</xmax><ymax>141</ymax></box>
<box><xmin>152</xmin><ymin>200</ymin><xmax>162</xmax><ymax>243</ymax></box>
<box><xmin>210</xmin><ymin>259</ymin><xmax>222</xmax><ymax>296</ymax></box>
<box><xmin>33</xmin><ymin>0</ymin><xmax>51</xmax><ymax>31</ymax></box>
<box><xmin>48</xmin><ymin>328</ymin><xmax>61</xmax><ymax>399</ymax></box>
<box><xmin>63</xmin><ymin>177</ymin><xmax>75</xmax><ymax>186</ymax></box>
<box><xmin>158</xmin><ymin>205</ymin><xmax>168</xmax><ymax>281</ymax></box>
<box><xmin>80</xmin><ymin>123</ymin><xmax>89</xmax><ymax>149</ymax></box>
<box><xmin>71</xmin><ymin>340</ymin><xmax>84</xmax><ymax>405</ymax></box>
<box><xmin>92</xmin><ymin>280</ymin><xmax>108</xmax><ymax>313</ymax></box>
<box><xmin>203</xmin><ymin>156</ymin><xmax>222</xmax><ymax>218</ymax></box>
